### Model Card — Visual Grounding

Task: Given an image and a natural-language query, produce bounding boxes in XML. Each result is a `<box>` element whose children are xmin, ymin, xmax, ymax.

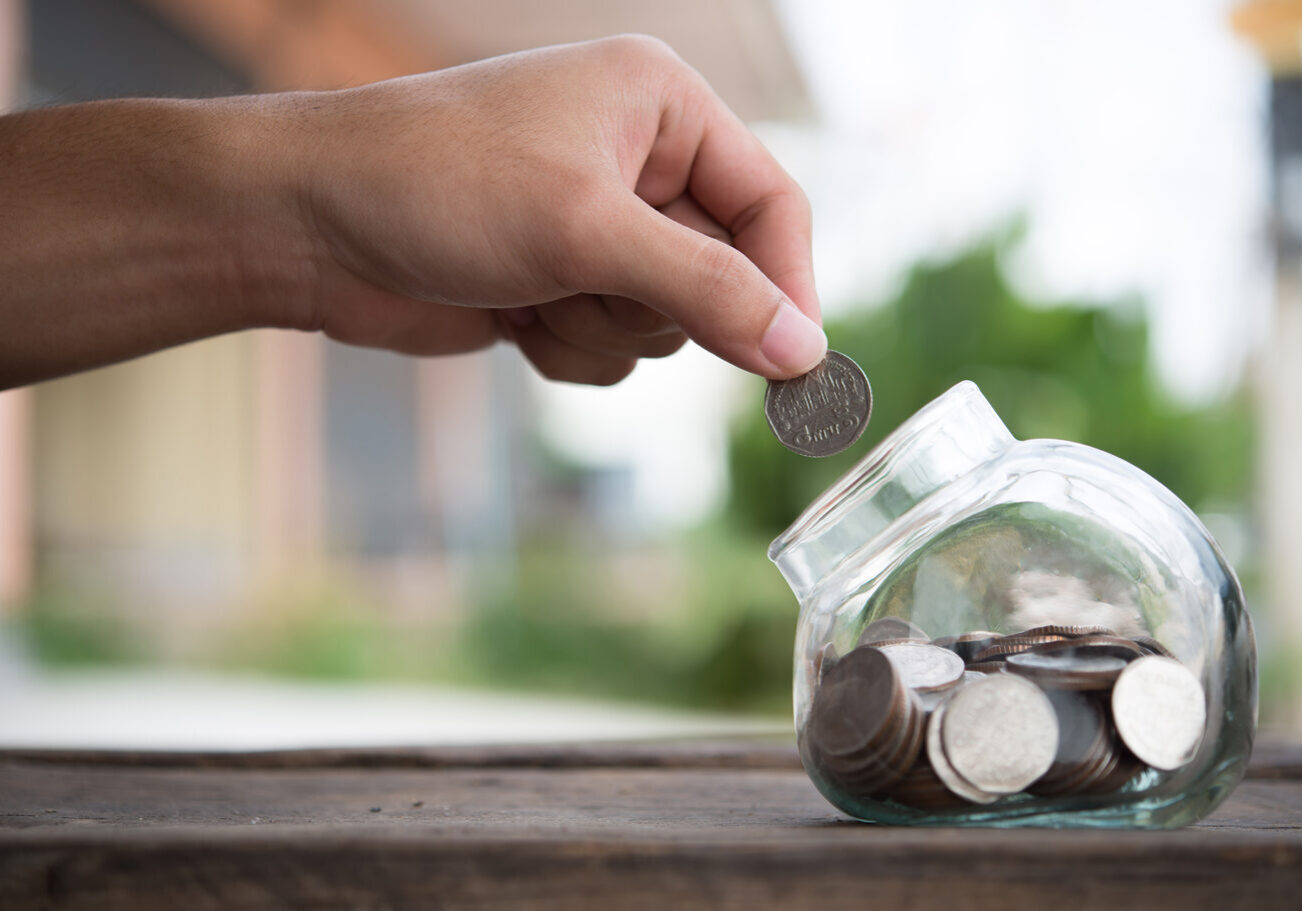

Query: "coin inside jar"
<box><xmin>938</xmin><ymin>673</ymin><xmax>1059</xmax><ymax>795</ymax></box>
<box><xmin>1132</xmin><ymin>635</ymin><xmax>1176</xmax><ymax>658</ymax></box>
<box><xmin>884</xmin><ymin>756</ymin><xmax>970</xmax><ymax>810</ymax></box>
<box><xmin>1005</xmin><ymin>651</ymin><xmax>1127</xmax><ymax>691</ymax></box>
<box><xmin>1031</xmin><ymin>635</ymin><xmax>1145</xmax><ymax>662</ymax></box>
<box><xmin>764</xmin><ymin>351</ymin><xmax>872</xmax><ymax>457</ymax></box>
<box><xmin>1111</xmin><ymin>655</ymin><xmax>1207</xmax><ymax>771</ymax></box>
<box><xmin>932</xmin><ymin>631</ymin><xmax>1000</xmax><ymax>663</ymax></box>
<box><xmin>971</xmin><ymin>634</ymin><xmax>1071</xmax><ymax>663</ymax></box>
<box><xmin>807</xmin><ymin>647</ymin><xmax>899</xmax><ymax>757</ymax></box>
<box><xmin>925</xmin><ymin>700</ymin><xmax>1000</xmax><ymax>804</ymax></box>
<box><xmin>808</xmin><ymin>646</ymin><xmax>924</xmax><ymax>797</ymax></box>
<box><xmin>1014</xmin><ymin>624</ymin><xmax>1118</xmax><ymax>639</ymax></box>
<box><xmin>858</xmin><ymin>616</ymin><xmax>930</xmax><ymax>646</ymax></box>
<box><xmin>1030</xmin><ymin>690</ymin><xmax>1113</xmax><ymax>796</ymax></box>
<box><xmin>877</xmin><ymin>642</ymin><xmax>965</xmax><ymax>693</ymax></box>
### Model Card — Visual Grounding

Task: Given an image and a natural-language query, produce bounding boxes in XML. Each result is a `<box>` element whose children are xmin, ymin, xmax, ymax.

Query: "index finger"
<box><xmin>632</xmin><ymin>78</ymin><xmax>819</xmax><ymax>323</ymax></box>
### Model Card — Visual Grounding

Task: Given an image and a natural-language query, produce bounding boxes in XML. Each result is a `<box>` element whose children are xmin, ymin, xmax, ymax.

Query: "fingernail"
<box><xmin>760</xmin><ymin>300</ymin><xmax>827</xmax><ymax>376</ymax></box>
<box><xmin>503</xmin><ymin>306</ymin><xmax>537</xmax><ymax>328</ymax></box>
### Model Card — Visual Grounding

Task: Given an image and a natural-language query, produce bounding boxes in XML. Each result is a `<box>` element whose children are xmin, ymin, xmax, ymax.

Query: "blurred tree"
<box><xmin>728</xmin><ymin>235</ymin><xmax>1254</xmax><ymax>538</ymax></box>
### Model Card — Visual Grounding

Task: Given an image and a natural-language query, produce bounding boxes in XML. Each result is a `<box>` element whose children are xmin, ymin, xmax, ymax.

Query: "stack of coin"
<box><xmin>805</xmin><ymin>618</ymin><xmax>1207</xmax><ymax>811</ymax></box>
<box><xmin>1005</xmin><ymin>651</ymin><xmax>1128</xmax><ymax>691</ymax></box>
<box><xmin>1028</xmin><ymin>689</ymin><xmax>1141</xmax><ymax>797</ymax></box>
<box><xmin>805</xmin><ymin>646</ymin><xmax>924</xmax><ymax>798</ymax></box>
<box><xmin>930</xmin><ymin>631</ymin><xmax>999</xmax><ymax>663</ymax></box>
<box><xmin>883</xmin><ymin>755</ymin><xmax>969</xmax><ymax>809</ymax></box>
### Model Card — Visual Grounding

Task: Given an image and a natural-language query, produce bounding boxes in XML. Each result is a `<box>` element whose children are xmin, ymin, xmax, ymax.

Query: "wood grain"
<box><xmin>1</xmin><ymin>740</ymin><xmax>1299</xmax><ymax>910</ymax></box>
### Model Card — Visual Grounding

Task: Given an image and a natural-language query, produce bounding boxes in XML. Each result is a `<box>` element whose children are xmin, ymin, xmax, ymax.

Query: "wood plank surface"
<box><xmin>2</xmin><ymin>741</ymin><xmax>1300</xmax><ymax>910</ymax></box>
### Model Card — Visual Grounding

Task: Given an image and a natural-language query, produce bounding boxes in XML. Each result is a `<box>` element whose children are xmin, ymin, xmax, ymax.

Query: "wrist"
<box><xmin>197</xmin><ymin>94</ymin><xmax>325</xmax><ymax>333</ymax></box>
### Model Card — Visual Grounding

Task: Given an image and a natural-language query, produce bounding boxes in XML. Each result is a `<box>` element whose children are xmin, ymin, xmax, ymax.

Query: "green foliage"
<box><xmin>20</xmin><ymin>586</ymin><xmax>145</xmax><ymax>667</ymax></box>
<box><xmin>728</xmin><ymin>237</ymin><xmax>1254</xmax><ymax>538</ymax></box>
<box><xmin>453</xmin><ymin>529</ymin><xmax>793</xmax><ymax>714</ymax></box>
<box><xmin>220</xmin><ymin>591</ymin><xmax>394</xmax><ymax>681</ymax></box>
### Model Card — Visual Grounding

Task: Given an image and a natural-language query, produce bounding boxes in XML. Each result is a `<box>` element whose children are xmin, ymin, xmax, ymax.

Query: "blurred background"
<box><xmin>1</xmin><ymin>0</ymin><xmax>1300</xmax><ymax>748</ymax></box>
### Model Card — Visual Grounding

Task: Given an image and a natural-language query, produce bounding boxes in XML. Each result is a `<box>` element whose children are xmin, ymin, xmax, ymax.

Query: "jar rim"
<box><xmin>768</xmin><ymin>380</ymin><xmax>999</xmax><ymax>565</ymax></box>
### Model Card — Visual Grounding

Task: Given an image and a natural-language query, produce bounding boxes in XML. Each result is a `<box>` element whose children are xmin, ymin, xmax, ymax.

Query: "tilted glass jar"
<box><xmin>770</xmin><ymin>381</ymin><xmax>1255</xmax><ymax>827</ymax></box>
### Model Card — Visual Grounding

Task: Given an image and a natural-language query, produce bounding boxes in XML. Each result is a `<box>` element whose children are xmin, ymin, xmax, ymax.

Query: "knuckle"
<box><xmin>597</xmin><ymin>34</ymin><xmax>678</xmax><ymax>66</ymax></box>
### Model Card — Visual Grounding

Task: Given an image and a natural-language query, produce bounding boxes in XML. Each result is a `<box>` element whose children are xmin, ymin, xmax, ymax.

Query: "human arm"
<box><xmin>0</xmin><ymin>35</ymin><xmax>826</xmax><ymax>390</ymax></box>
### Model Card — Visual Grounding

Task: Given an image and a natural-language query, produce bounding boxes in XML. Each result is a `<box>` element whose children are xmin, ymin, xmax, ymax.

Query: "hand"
<box><xmin>279</xmin><ymin>35</ymin><xmax>827</xmax><ymax>385</ymax></box>
<box><xmin>0</xmin><ymin>36</ymin><xmax>825</xmax><ymax>389</ymax></box>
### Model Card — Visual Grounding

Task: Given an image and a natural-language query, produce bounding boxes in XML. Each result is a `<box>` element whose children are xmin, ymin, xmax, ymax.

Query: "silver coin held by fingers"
<box><xmin>764</xmin><ymin>351</ymin><xmax>872</xmax><ymax>457</ymax></box>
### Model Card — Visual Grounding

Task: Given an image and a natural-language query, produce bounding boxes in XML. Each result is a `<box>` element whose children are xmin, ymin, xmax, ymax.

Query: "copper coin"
<box><xmin>963</xmin><ymin>661</ymin><xmax>1008</xmax><ymax>675</ymax></box>
<box><xmin>1030</xmin><ymin>635</ymin><xmax>1145</xmax><ymax>662</ymax></box>
<box><xmin>1015</xmin><ymin>624</ymin><xmax>1118</xmax><ymax>639</ymax></box>
<box><xmin>971</xmin><ymin>634</ymin><xmax>1069</xmax><ymax>663</ymax></box>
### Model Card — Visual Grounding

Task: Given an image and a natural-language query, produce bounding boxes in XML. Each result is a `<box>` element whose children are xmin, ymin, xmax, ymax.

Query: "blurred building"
<box><xmin>1234</xmin><ymin>1</ymin><xmax>1302</xmax><ymax>684</ymax></box>
<box><xmin>0</xmin><ymin>0</ymin><xmax>808</xmax><ymax>631</ymax></box>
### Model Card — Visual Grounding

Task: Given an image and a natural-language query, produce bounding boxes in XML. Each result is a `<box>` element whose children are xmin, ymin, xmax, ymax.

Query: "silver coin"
<box><xmin>940</xmin><ymin>673</ymin><xmax>1059</xmax><ymax>795</ymax></box>
<box><xmin>1005</xmin><ymin>651</ymin><xmax>1127</xmax><ymax>690</ymax></box>
<box><xmin>877</xmin><ymin>642</ymin><xmax>966</xmax><ymax>693</ymax></box>
<box><xmin>764</xmin><ymin>350</ymin><xmax>871</xmax><ymax>457</ymax></box>
<box><xmin>1111</xmin><ymin>655</ymin><xmax>1206</xmax><ymax>771</ymax></box>
<box><xmin>925</xmin><ymin>699</ymin><xmax>1000</xmax><ymax>804</ymax></box>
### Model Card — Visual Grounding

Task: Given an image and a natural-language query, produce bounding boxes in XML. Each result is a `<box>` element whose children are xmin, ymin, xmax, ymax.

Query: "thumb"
<box><xmin>592</xmin><ymin>200</ymin><xmax>827</xmax><ymax>379</ymax></box>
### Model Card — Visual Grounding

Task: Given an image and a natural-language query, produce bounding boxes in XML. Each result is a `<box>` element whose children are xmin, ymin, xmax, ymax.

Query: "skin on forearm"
<box><xmin>0</xmin><ymin>97</ymin><xmax>313</xmax><ymax>389</ymax></box>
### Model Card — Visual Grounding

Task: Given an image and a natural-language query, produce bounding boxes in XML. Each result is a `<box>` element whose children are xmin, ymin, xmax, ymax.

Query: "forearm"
<box><xmin>0</xmin><ymin>97</ymin><xmax>314</xmax><ymax>389</ymax></box>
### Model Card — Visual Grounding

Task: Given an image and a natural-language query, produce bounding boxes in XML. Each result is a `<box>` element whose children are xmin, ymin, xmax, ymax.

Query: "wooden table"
<box><xmin>2</xmin><ymin>740</ymin><xmax>1300</xmax><ymax>909</ymax></box>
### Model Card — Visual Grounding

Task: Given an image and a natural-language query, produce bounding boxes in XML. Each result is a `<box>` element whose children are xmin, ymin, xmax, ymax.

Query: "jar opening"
<box><xmin>769</xmin><ymin>381</ymin><xmax>1014</xmax><ymax>601</ymax></box>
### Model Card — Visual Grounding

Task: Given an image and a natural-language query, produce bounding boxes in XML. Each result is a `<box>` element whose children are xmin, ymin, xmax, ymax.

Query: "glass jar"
<box><xmin>770</xmin><ymin>381</ymin><xmax>1255</xmax><ymax>827</ymax></box>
